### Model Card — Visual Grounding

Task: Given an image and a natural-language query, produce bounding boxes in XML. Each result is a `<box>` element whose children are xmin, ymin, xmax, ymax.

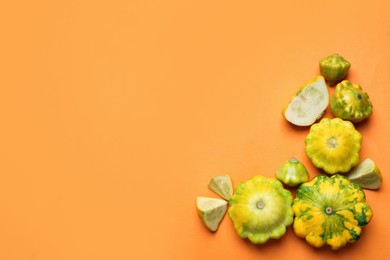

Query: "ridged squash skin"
<box><xmin>292</xmin><ymin>174</ymin><xmax>373</xmax><ymax>250</ymax></box>
<box><xmin>228</xmin><ymin>176</ymin><xmax>293</xmax><ymax>244</ymax></box>
<box><xmin>319</xmin><ymin>53</ymin><xmax>350</xmax><ymax>85</ymax></box>
<box><xmin>305</xmin><ymin>118</ymin><xmax>362</xmax><ymax>174</ymax></box>
<box><xmin>331</xmin><ymin>80</ymin><xmax>373</xmax><ymax>123</ymax></box>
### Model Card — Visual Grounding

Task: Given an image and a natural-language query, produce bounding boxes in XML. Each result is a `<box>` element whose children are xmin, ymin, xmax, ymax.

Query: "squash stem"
<box><xmin>325</xmin><ymin>207</ymin><xmax>333</xmax><ymax>215</ymax></box>
<box><xmin>289</xmin><ymin>157</ymin><xmax>299</xmax><ymax>164</ymax></box>
<box><xmin>327</xmin><ymin>137</ymin><xmax>337</xmax><ymax>149</ymax></box>
<box><xmin>257</xmin><ymin>201</ymin><xmax>265</xmax><ymax>209</ymax></box>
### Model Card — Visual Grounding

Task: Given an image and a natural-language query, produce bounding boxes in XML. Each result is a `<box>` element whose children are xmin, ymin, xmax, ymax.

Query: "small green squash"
<box><xmin>319</xmin><ymin>53</ymin><xmax>350</xmax><ymax>85</ymax></box>
<box><xmin>275</xmin><ymin>157</ymin><xmax>309</xmax><ymax>187</ymax></box>
<box><xmin>292</xmin><ymin>174</ymin><xmax>373</xmax><ymax>250</ymax></box>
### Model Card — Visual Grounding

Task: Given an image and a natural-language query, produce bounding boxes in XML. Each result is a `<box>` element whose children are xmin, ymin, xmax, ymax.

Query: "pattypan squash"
<box><xmin>276</xmin><ymin>157</ymin><xmax>309</xmax><ymax>187</ymax></box>
<box><xmin>305</xmin><ymin>118</ymin><xmax>362</xmax><ymax>174</ymax></box>
<box><xmin>228</xmin><ymin>175</ymin><xmax>293</xmax><ymax>244</ymax></box>
<box><xmin>331</xmin><ymin>80</ymin><xmax>373</xmax><ymax>123</ymax></box>
<box><xmin>319</xmin><ymin>53</ymin><xmax>350</xmax><ymax>85</ymax></box>
<box><xmin>292</xmin><ymin>174</ymin><xmax>373</xmax><ymax>250</ymax></box>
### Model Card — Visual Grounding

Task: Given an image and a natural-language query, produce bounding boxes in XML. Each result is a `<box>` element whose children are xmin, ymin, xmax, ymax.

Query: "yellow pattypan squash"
<box><xmin>305</xmin><ymin>118</ymin><xmax>362</xmax><ymax>174</ymax></box>
<box><xmin>292</xmin><ymin>174</ymin><xmax>373</xmax><ymax>250</ymax></box>
<box><xmin>228</xmin><ymin>176</ymin><xmax>293</xmax><ymax>244</ymax></box>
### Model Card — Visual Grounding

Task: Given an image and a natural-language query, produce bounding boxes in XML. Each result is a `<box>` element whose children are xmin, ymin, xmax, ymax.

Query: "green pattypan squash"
<box><xmin>319</xmin><ymin>53</ymin><xmax>350</xmax><ymax>85</ymax></box>
<box><xmin>275</xmin><ymin>157</ymin><xmax>309</xmax><ymax>187</ymax></box>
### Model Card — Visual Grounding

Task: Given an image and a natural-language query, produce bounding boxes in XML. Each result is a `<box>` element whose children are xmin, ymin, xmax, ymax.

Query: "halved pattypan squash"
<box><xmin>283</xmin><ymin>76</ymin><xmax>329</xmax><ymax>126</ymax></box>
<box><xmin>228</xmin><ymin>176</ymin><xmax>293</xmax><ymax>244</ymax></box>
<box><xmin>292</xmin><ymin>174</ymin><xmax>373</xmax><ymax>250</ymax></box>
<box><xmin>331</xmin><ymin>80</ymin><xmax>373</xmax><ymax>123</ymax></box>
<box><xmin>276</xmin><ymin>157</ymin><xmax>309</xmax><ymax>187</ymax></box>
<box><xmin>305</xmin><ymin>118</ymin><xmax>362</xmax><ymax>174</ymax></box>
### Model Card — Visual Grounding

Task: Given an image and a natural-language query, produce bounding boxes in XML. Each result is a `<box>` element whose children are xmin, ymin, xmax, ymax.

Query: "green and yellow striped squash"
<box><xmin>330</xmin><ymin>80</ymin><xmax>373</xmax><ymax>123</ymax></box>
<box><xmin>292</xmin><ymin>174</ymin><xmax>373</xmax><ymax>250</ymax></box>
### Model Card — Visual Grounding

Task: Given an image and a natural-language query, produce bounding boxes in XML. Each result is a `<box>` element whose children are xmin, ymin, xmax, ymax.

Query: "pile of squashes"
<box><xmin>196</xmin><ymin>54</ymin><xmax>382</xmax><ymax>250</ymax></box>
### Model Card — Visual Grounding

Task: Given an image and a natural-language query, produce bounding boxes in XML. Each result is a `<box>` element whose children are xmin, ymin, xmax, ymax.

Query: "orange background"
<box><xmin>1</xmin><ymin>0</ymin><xmax>390</xmax><ymax>259</ymax></box>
